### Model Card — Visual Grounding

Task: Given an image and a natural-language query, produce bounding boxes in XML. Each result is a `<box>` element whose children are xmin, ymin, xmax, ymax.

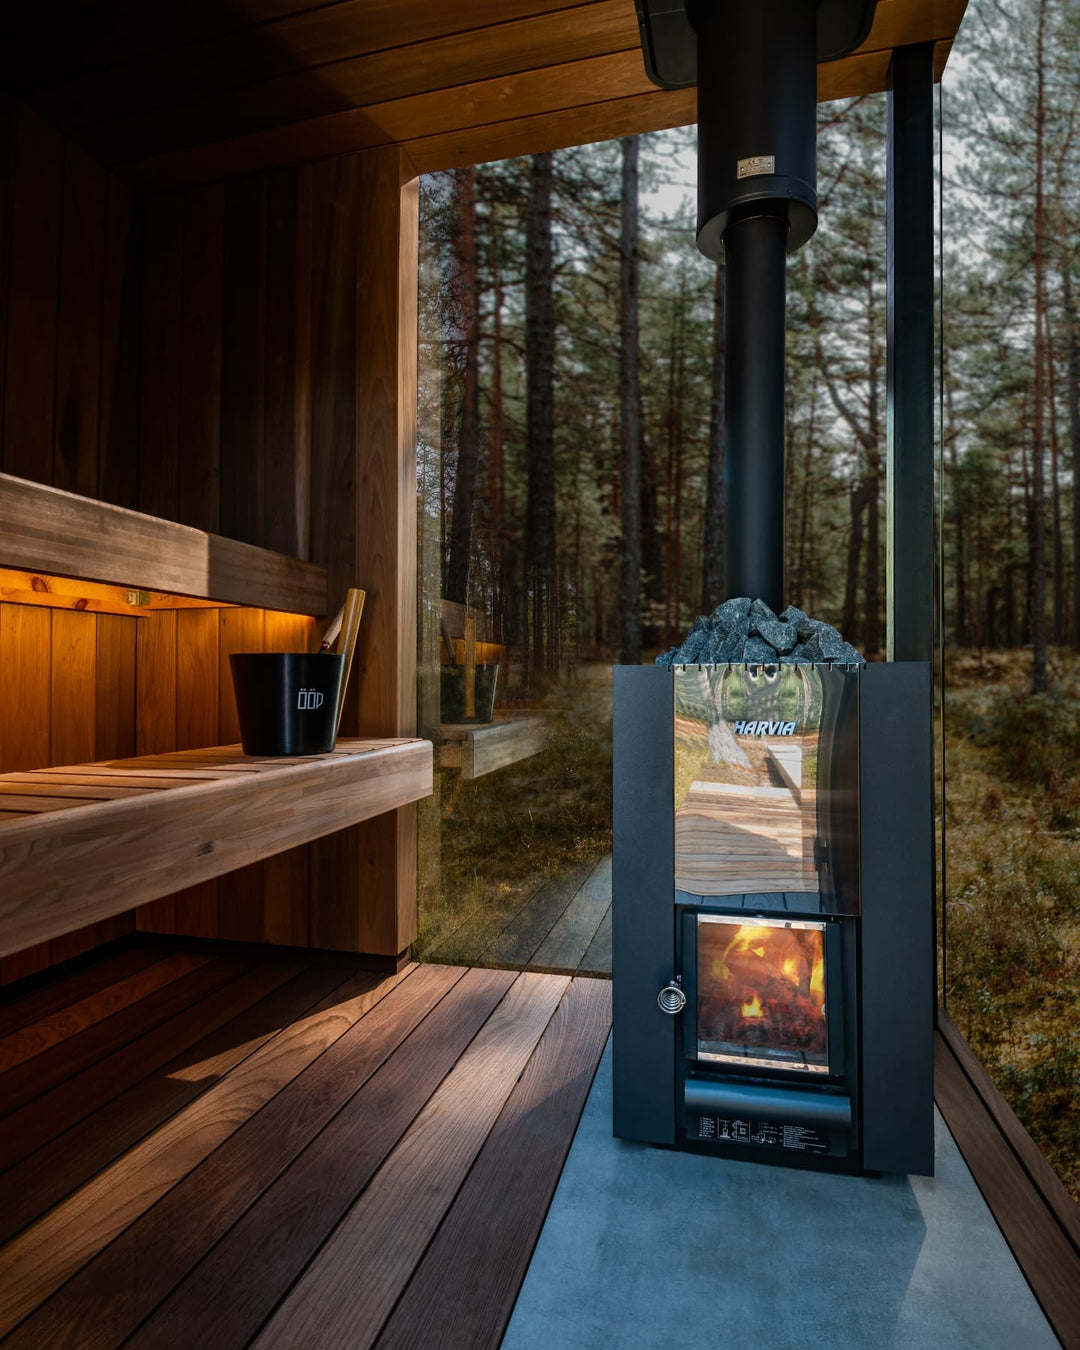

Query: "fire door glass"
<box><xmin>696</xmin><ymin>914</ymin><xmax>828</xmax><ymax>1073</ymax></box>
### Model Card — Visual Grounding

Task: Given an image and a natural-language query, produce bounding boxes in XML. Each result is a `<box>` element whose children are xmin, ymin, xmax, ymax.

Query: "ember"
<box><xmin>698</xmin><ymin>918</ymin><xmax>827</xmax><ymax>1063</ymax></box>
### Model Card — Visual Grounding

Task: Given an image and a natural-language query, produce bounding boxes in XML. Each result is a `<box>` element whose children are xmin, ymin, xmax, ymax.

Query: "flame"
<box><xmin>782</xmin><ymin>956</ymin><xmax>798</xmax><ymax>981</ymax></box>
<box><xmin>741</xmin><ymin>994</ymin><xmax>763</xmax><ymax>1018</ymax></box>
<box><xmin>810</xmin><ymin>954</ymin><xmax>825</xmax><ymax>1005</ymax></box>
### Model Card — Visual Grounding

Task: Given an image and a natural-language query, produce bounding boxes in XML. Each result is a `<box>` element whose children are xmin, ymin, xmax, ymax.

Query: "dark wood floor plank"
<box><xmin>0</xmin><ymin>963</ymin><xmax>404</xmax><ymax>1339</ymax></box>
<box><xmin>36</xmin><ymin>965</ymin><xmax>463</xmax><ymax>1350</ymax></box>
<box><xmin>128</xmin><ymin>967</ymin><xmax>518</xmax><ymax>1350</ymax></box>
<box><xmin>577</xmin><ymin>906</ymin><xmax>612</xmax><ymax>976</ymax></box>
<box><xmin>0</xmin><ymin>951</ymin><xmax>212</xmax><ymax>1073</ymax></box>
<box><xmin>529</xmin><ymin>855</ymin><xmax>612</xmax><ymax>973</ymax></box>
<box><xmin>0</xmin><ymin>964</ymin><xmax>342</xmax><ymax>1247</ymax></box>
<box><xmin>934</xmin><ymin>1033</ymin><xmax>1080</xmax><ymax>1348</ymax></box>
<box><xmin>0</xmin><ymin>953</ymin><xmax>225</xmax><ymax>1113</ymax></box>
<box><xmin>254</xmin><ymin>972</ymin><xmax>570</xmax><ymax>1350</ymax></box>
<box><xmin>0</xmin><ymin>945</ymin><xmax>160</xmax><ymax>1039</ymax></box>
<box><xmin>0</xmin><ymin>958</ymin><xmax>296</xmax><ymax>1172</ymax></box>
<box><xmin>377</xmin><ymin>977</ymin><xmax>612</xmax><ymax>1350</ymax></box>
<box><xmin>938</xmin><ymin>1010</ymin><xmax>1080</xmax><ymax>1256</ymax></box>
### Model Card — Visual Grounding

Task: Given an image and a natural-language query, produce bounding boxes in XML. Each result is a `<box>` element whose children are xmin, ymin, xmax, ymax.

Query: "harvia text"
<box><xmin>297</xmin><ymin>689</ymin><xmax>325</xmax><ymax>711</ymax></box>
<box><xmin>731</xmin><ymin>720</ymin><xmax>797</xmax><ymax>736</ymax></box>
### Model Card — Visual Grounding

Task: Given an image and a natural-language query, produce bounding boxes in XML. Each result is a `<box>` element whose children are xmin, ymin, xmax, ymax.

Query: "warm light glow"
<box><xmin>699</xmin><ymin>918</ymin><xmax>828</xmax><ymax>1063</ymax></box>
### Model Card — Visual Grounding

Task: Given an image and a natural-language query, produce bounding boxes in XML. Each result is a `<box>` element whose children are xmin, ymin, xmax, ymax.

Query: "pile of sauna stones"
<box><xmin>655</xmin><ymin>596</ymin><xmax>864</xmax><ymax>666</ymax></box>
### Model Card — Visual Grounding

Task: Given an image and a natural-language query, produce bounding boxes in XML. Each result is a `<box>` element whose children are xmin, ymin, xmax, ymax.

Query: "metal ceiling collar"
<box><xmin>633</xmin><ymin>0</ymin><xmax>879</xmax><ymax>90</ymax></box>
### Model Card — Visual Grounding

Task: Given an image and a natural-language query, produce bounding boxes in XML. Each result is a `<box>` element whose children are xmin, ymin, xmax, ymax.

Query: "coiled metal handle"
<box><xmin>657</xmin><ymin>979</ymin><xmax>687</xmax><ymax>1015</ymax></box>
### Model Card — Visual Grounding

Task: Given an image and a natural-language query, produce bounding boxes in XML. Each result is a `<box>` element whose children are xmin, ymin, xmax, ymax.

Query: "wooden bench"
<box><xmin>439</xmin><ymin>713</ymin><xmax>550</xmax><ymax>781</ymax></box>
<box><xmin>0</xmin><ymin>739</ymin><xmax>433</xmax><ymax>958</ymax></box>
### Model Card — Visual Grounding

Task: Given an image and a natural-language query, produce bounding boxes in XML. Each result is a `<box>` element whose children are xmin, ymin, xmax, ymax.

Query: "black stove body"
<box><xmin>612</xmin><ymin>660</ymin><xmax>934</xmax><ymax>1176</ymax></box>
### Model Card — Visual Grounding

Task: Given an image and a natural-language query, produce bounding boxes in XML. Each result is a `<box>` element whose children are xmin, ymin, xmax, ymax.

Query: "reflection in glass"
<box><xmin>674</xmin><ymin>664</ymin><xmax>824</xmax><ymax>896</ymax></box>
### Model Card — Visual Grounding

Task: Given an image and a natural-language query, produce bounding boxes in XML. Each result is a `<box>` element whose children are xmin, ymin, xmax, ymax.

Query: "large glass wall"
<box><xmin>938</xmin><ymin>0</ymin><xmax>1080</xmax><ymax>1201</ymax></box>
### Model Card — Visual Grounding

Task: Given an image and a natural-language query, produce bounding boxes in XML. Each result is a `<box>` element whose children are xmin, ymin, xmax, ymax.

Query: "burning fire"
<box><xmin>698</xmin><ymin>920</ymin><xmax>827</xmax><ymax>1058</ymax></box>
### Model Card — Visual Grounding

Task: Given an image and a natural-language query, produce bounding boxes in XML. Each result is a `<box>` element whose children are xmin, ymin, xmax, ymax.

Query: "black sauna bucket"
<box><xmin>229</xmin><ymin>652</ymin><xmax>347</xmax><ymax>755</ymax></box>
<box><xmin>440</xmin><ymin>663</ymin><xmax>499</xmax><ymax>724</ymax></box>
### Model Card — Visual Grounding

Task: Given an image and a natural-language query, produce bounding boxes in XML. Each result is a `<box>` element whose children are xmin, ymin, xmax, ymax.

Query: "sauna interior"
<box><xmin>0</xmin><ymin>101</ymin><xmax>424</xmax><ymax>985</ymax></box>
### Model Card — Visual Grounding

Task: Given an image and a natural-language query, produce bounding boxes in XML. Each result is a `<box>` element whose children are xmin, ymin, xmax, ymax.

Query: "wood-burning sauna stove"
<box><xmin>612</xmin><ymin>660</ymin><xmax>935</xmax><ymax>1176</ymax></box>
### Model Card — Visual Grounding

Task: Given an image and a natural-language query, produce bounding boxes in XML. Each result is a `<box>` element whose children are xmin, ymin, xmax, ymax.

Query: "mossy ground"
<box><xmin>943</xmin><ymin>647</ymin><xmax>1080</xmax><ymax>1202</ymax></box>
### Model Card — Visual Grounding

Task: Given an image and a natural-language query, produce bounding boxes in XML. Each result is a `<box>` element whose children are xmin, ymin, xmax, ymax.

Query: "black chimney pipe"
<box><xmin>688</xmin><ymin>0</ymin><xmax>818</xmax><ymax>615</ymax></box>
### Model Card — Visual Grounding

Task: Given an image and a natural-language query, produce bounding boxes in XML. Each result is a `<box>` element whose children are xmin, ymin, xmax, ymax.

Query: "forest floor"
<box><xmin>415</xmin><ymin>664</ymin><xmax>614</xmax><ymax>968</ymax></box>
<box><xmin>942</xmin><ymin>646</ymin><xmax>1080</xmax><ymax>1203</ymax></box>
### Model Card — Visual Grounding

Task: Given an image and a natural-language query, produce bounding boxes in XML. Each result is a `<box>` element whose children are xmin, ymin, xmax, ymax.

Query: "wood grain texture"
<box><xmin>60</xmin><ymin>964</ymin><xmax>458</xmax><ymax>1350</ymax></box>
<box><xmin>130</xmin><ymin>967</ymin><xmax>515</xmax><ymax>1350</ymax></box>
<box><xmin>97</xmin><ymin>174</ymin><xmax>141</xmax><ymax>511</ymax></box>
<box><xmin>441</xmin><ymin>712</ymin><xmax>549</xmax><ymax>778</ymax></box>
<box><xmin>0</xmin><ymin>472</ymin><xmax>328</xmax><ymax>613</ymax></box>
<box><xmin>1</xmin><ymin>104</ymin><xmax>62</xmax><ymax>482</ymax></box>
<box><xmin>138</xmin><ymin>192</ymin><xmax>182</xmax><ymax>520</ymax></box>
<box><xmin>0</xmin><ymin>740</ymin><xmax>433</xmax><ymax>957</ymax></box>
<box><xmin>115</xmin><ymin>0</ymin><xmax>967</xmax><ymax>190</ymax></box>
<box><xmin>935</xmin><ymin>1031</ymin><xmax>1080</xmax><ymax>1348</ymax></box>
<box><xmin>0</xmin><ymin>963</ymin><xmax>414</xmax><ymax>1342</ymax></box>
<box><xmin>0</xmin><ymin>956</ymin><xmax>616</xmax><ymax>1350</ymax></box>
<box><xmin>255</xmin><ymin>971</ymin><xmax>569</xmax><ymax>1349</ymax></box>
<box><xmin>177</xmin><ymin>182</ymin><xmax>224</xmax><ymax>533</ymax></box>
<box><xmin>0</xmin><ymin>957</ymin><xmax>260</xmax><ymax>1169</ymax></box>
<box><xmin>0</xmin><ymin>952</ymin><xmax>215</xmax><ymax>1115</ymax></box>
<box><xmin>0</xmin><ymin>963</ymin><xmax>340</xmax><ymax>1246</ymax></box>
<box><xmin>937</xmin><ymin>1010</ymin><xmax>1080</xmax><ymax>1259</ymax></box>
<box><xmin>54</xmin><ymin>140</ymin><xmax>107</xmax><ymax>499</ymax></box>
<box><xmin>376</xmin><ymin>977</ymin><xmax>612</xmax><ymax>1349</ymax></box>
<box><xmin>0</xmin><ymin>945</ymin><xmax>160</xmax><ymax>1040</ymax></box>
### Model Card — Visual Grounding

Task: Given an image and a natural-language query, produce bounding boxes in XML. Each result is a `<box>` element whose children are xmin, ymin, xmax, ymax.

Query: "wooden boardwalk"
<box><xmin>0</xmin><ymin>946</ymin><xmax>611</xmax><ymax>1349</ymax></box>
<box><xmin>419</xmin><ymin>853</ymin><xmax>613</xmax><ymax>977</ymax></box>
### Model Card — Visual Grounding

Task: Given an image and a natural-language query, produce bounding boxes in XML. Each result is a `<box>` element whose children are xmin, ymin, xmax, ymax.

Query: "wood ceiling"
<box><xmin>3</xmin><ymin>0</ymin><xmax>968</xmax><ymax>189</ymax></box>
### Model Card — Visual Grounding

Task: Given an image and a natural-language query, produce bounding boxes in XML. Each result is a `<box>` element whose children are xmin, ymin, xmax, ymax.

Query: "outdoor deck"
<box><xmin>0</xmin><ymin>947</ymin><xmax>611</xmax><ymax>1349</ymax></box>
<box><xmin>418</xmin><ymin>853</ymin><xmax>613</xmax><ymax>976</ymax></box>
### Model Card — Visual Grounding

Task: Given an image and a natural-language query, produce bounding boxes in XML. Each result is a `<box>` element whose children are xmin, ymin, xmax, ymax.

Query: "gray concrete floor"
<box><xmin>502</xmin><ymin>1040</ymin><xmax>1059</xmax><ymax>1350</ymax></box>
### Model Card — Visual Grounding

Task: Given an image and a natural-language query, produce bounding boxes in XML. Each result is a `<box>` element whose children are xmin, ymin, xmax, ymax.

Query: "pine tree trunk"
<box><xmin>525</xmin><ymin>152</ymin><xmax>557</xmax><ymax>676</ymax></box>
<box><xmin>1047</xmin><ymin>326</ymin><xmax>1064</xmax><ymax>645</ymax></box>
<box><xmin>445</xmin><ymin>167</ymin><xmax>481</xmax><ymax>606</ymax></box>
<box><xmin>488</xmin><ymin>211</ymin><xmax>507</xmax><ymax>640</ymax></box>
<box><xmin>618</xmin><ymin>136</ymin><xmax>643</xmax><ymax>664</ymax></box>
<box><xmin>841</xmin><ymin>483</ymin><xmax>868</xmax><ymax>641</ymax></box>
<box><xmin>702</xmin><ymin>258</ymin><xmax>726</xmax><ymax>612</ymax></box>
<box><xmin>1030</xmin><ymin>0</ymin><xmax>1048</xmax><ymax>692</ymax></box>
<box><xmin>1065</xmin><ymin>270</ymin><xmax>1080</xmax><ymax>650</ymax></box>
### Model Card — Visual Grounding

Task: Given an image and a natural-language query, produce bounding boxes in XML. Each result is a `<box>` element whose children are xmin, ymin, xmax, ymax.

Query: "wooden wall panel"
<box><xmin>0</xmin><ymin>99</ymin><xmax>419</xmax><ymax>977</ymax></box>
<box><xmin>138</xmin><ymin>193</ymin><xmax>182</xmax><ymax>519</ymax></box>
<box><xmin>2</xmin><ymin>104</ymin><xmax>63</xmax><ymax>483</ymax></box>
<box><xmin>98</xmin><ymin>175</ymin><xmax>142</xmax><ymax>510</ymax></box>
<box><xmin>177</xmin><ymin>183</ymin><xmax>224</xmax><ymax>533</ymax></box>
<box><xmin>54</xmin><ymin>141</ymin><xmax>108</xmax><ymax>498</ymax></box>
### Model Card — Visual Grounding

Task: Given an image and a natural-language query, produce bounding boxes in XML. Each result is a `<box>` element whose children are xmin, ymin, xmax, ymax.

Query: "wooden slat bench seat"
<box><xmin>0</xmin><ymin>740</ymin><xmax>433</xmax><ymax>958</ymax></box>
<box><xmin>439</xmin><ymin>712</ymin><xmax>550</xmax><ymax>780</ymax></box>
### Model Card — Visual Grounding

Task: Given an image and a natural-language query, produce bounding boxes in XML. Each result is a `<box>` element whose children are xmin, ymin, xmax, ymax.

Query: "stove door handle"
<box><xmin>657</xmin><ymin>979</ymin><xmax>687</xmax><ymax>1015</ymax></box>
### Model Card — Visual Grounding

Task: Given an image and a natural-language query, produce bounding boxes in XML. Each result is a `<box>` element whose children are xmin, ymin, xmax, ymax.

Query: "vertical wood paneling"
<box><xmin>0</xmin><ymin>603</ymin><xmax>52</xmax><ymax>982</ymax></box>
<box><xmin>95</xmin><ymin>613</ymin><xmax>137</xmax><ymax>760</ymax></box>
<box><xmin>220</xmin><ymin>175</ymin><xmax>267</xmax><ymax>548</ymax></box>
<box><xmin>54</xmin><ymin>141</ymin><xmax>108</xmax><ymax>498</ymax></box>
<box><xmin>98</xmin><ymin>177</ymin><xmax>141</xmax><ymax>510</ymax></box>
<box><xmin>264</xmin><ymin>166</ymin><xmax>304</xmax><ymax>557</ymax></box>
<box><xmin>47</xmin><ymin>608</ymin><xmax>101</xmax><ymax>966</ymax></box>
<box><xmin>50</xmin><ymin>609</ymin><xmax>97</xmax><ymax>765</ymax></box>
<box><xmin>139</xmin><ymin>192</ymin><xmax>182</xmax><ymax>518</ymax></box>
<box><xmin>2</xmin><ymin>105</ymin><xmax>64</xmax><ymax>483</ymax></box>
<box><xmin>135</xmin><ymin>610</ymin><xmax>178</xmax><ymax>933</ymax></box>
<box><xmin>173</xmin><ymin>607</ymin><xmax>221</xmax><ymax>938</ymax></box>
<box><xmin>0</xmin><ymin>99</ymin><xmax>16</xmax><ymax>464</ymax></box>
<box><xmin>177</xmin><ymin>183</ymin><xmax>223</xmax><ymax>533</ymax></box>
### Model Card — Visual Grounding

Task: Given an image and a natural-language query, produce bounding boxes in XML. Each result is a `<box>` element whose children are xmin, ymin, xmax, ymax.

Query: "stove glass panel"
<box><xmin>696</xmin><ymin>914</ymin><xmax>829</xmax><ymax>1073</ymax></box>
